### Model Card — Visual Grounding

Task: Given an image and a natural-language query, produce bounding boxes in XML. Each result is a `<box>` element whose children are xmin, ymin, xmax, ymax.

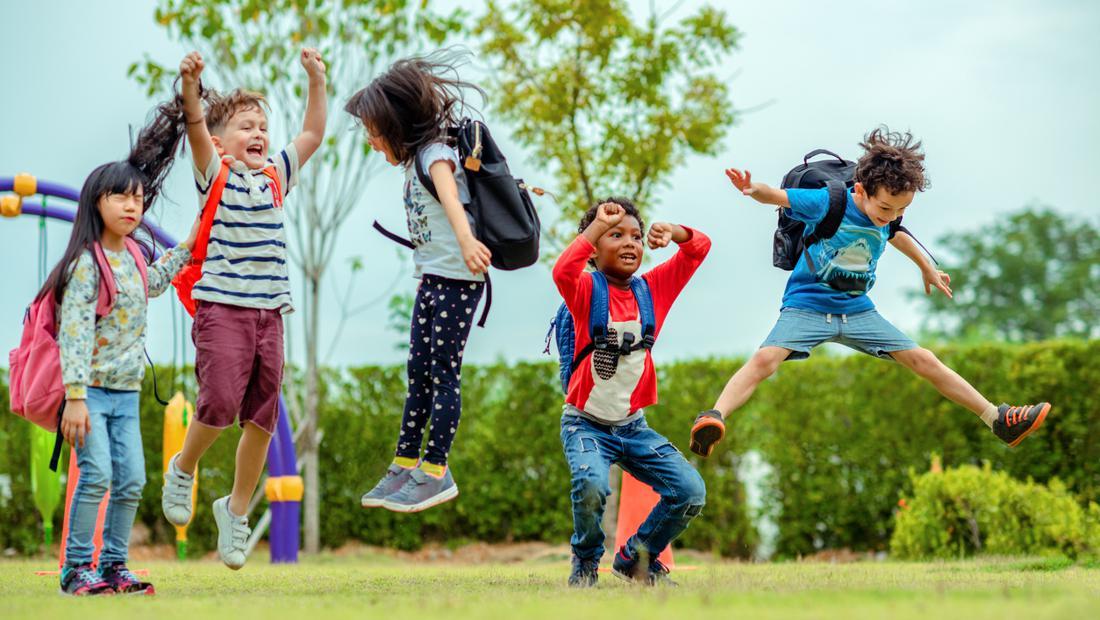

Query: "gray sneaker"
<box><xmin>382</xmin><ymin>467</ymin><xmax>458</xmax><ymax>513</ymax></box>
<box><xmin>162</xmin><ymin>453</ymin><xmax>194</xmax><ymax>526</ymax></box>
<box><xmin>361</xmin><ymin>464</ymin><xmax>415</xmax><ymax>508</ymax></box>
<box><xmin>212</xmin><ymin>496</ymin><xmax>250</xmax><ymax>570</ymax></box>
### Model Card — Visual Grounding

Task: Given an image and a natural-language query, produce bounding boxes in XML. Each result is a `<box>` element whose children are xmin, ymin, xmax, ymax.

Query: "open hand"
<box><xmin>923</xmin><ymin>268</ymin><xmax>953</xmax><ymax>298</ymax></box>
<box><xmin>300</xmin><ymin>48</ymin><xmax>326</xmax><ymax>79</ymax></box>
<box><xmin>725</xmin><ymin>168</ymin><xmax>758</xmax><ymax>197</ymax></box>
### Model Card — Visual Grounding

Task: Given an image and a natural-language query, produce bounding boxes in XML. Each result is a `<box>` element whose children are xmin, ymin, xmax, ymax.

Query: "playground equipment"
<box><xmin>163</xmin><ymin>393</ymin><xmax>198</xmax><ymax>559</ymax></box>
<box><xmin>29</xmin><ymin>425</ymin><xmax>62</xmax><ymax>548</ymax></box>
<box><xmin>3</xmin><ymin>173</ymin><xmax>302</xmax><ymax>564</ymax></box>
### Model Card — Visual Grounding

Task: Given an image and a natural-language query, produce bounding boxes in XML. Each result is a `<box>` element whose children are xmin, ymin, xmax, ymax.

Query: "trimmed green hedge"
<box><xmin>1</xmin><ymin>340</ymin><xmax>1096</xmax><ymax>559</ymax></box>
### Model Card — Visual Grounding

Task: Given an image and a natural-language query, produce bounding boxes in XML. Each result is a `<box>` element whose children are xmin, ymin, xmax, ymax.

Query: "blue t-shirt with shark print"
<box><xmin>781</xmin><ymin>187</ymin><xmax>889</xmax><ymax>314</ymax></box>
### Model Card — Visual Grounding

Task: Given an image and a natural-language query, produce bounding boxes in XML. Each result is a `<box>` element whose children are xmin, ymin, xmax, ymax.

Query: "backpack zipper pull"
<box><xmin>464</xmin><ymin>122</ymin><xmax>483</xmax><ymax>172</ymax></box>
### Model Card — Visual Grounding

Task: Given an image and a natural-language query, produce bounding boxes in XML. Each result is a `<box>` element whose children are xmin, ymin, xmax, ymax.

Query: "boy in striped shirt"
<box><xmin>161</xmin><ymin>49</ymin><xmax>326</xmax><ymax>570</ymax></box>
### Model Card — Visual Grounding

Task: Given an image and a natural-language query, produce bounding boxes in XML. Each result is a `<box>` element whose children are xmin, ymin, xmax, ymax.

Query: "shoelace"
<box><xmin>105</xmin><ymin>565</ymin><xmax>138</xmax><ymax>585</ymax></box>
<box><xmin>1005</xmin><ymin>405</ymin><xmax>1033</xmax><ymax>427</ymax></box>
<box><xmin>73</xmin><ymin>566</ymin><xmax>105</xmax><ymax>589</ymax></box>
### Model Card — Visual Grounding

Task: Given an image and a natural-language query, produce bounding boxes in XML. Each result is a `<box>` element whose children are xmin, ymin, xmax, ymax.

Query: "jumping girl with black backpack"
<box><xmin>344</xmin><ymin>51</ymin><xmax>538</xmax><ymax>512</ymax></box>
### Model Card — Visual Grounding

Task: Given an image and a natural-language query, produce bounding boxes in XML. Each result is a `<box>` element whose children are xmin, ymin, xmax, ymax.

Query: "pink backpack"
<box><xmin>8</xmin><ymin>238</ymin><xmax>148</xmax><ymax>470</ymax></box>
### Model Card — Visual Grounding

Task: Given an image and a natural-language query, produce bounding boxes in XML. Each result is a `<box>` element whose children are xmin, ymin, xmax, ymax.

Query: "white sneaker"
<box><xmin>162</xmin><ymin>453</ymin><xmax>195</xmax><ymax>526</ymax></box>
<box><xmin>212</xmin><ymin>496</ymin><xmax>250</xmax><ymax>570</ymax></box>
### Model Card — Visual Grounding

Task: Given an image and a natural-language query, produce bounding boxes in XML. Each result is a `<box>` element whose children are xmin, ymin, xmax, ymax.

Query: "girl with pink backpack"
<box><xmin>10</xmin><ymin>98</ymin><xmax>200</xmax><ymax>595</ymax></box>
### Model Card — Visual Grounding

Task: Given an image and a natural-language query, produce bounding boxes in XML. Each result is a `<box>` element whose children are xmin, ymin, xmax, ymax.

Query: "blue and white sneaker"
<box><xmin>382</xmin><ymin>467</ymin><xmax>458</xmax><ymax>513</ymax></box>
<box><xmin>361</xmin><ymin>464</ymin><xmax>415</xmax><ymax>508</ymax></box>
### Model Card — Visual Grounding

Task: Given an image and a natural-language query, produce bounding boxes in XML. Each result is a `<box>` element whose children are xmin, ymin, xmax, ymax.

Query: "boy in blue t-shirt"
<box><xmin>689</xmin><ymin>128</ymin><xmax>1051</xmax><ymax>457</ymax></box>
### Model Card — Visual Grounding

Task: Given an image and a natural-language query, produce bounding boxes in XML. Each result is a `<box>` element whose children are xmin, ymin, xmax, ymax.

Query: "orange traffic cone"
<box><xmin>613</xmin><ymin>471</ymin><xmax>676</xmax><ymax>568</ymax></box>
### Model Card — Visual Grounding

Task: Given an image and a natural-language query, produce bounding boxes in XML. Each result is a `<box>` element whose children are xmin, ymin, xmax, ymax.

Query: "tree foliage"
<box><xmin>912</xmin><ymin>207</ymin><xmax>1100</xmax><ymax>342</ymax></box>
<box><xmin>475</xmin><ymin>0</ymin><xmax>740</xmax><ymax>246</ymax></box>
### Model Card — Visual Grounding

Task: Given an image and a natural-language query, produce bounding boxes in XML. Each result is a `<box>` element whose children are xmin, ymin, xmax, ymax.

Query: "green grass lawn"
<box><xmin>3</xmin><ymin>554</ymin><xmax>1099</xmax><ymax>619</ymax></box>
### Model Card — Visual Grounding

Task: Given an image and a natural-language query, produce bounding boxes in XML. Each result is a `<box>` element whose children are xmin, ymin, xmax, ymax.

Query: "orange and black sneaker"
<box><xmin>689</xmin><ymin>410</ymin><xmax>726</xmax><ymax>457</ymax></box>
<box><xmin>993</xmin><ymin>402</ymin><xmax>1051</xmax><ymax>447</ymax></box>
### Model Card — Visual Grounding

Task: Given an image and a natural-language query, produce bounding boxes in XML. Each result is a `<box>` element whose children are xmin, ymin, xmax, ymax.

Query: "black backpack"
<box><xmin>372</xmin><ymin>118</ymin><xmax>542</xmax><ymax>327</ymax></box>
<box><xmin>774</xmin><ymin>149</ymin><xmax>907</xmax><ymax>271</ymax></box>
<box><xmin>414</xmin><ymin>119</ymin><xmax>541</xmax><ymax>271</ymax></box>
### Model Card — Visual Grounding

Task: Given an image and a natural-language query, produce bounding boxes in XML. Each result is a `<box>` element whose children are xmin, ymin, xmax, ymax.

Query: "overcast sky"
<box><xmin>2</xmin><ymin>0</ymin><xmax>1097</xmax><ymax>370</ymax></box>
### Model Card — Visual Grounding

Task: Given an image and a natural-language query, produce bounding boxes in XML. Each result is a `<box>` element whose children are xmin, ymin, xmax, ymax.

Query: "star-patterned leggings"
<box><xmin>395</xmin><ymin>274</ymin><xmax>485</xmax><ymax>466</ymax></box>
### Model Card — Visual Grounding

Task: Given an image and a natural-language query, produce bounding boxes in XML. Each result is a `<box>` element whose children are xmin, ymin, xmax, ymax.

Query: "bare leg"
<box><xmin>229</xmin><ymin>422</ymin><xmax>272</xmax><ymax>517</ymax></box>
<box><xmin>177</xmin><ymin>419</ymin><xmax>224</xmax><ymax>476</ymax></box>
<box><xmin>890</xmin><ymin>347</ymin><xmax>992</xmax><ymax>415</ymax></box>
<box><xmin>712</xmin><ymin>346</ymin><xmax>792</xmax><ymax>417</ymax></box>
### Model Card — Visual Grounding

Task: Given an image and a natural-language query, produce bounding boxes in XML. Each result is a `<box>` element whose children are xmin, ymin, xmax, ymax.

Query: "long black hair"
<box><xmin>344</xmin><ymin>49</ymin><xmax>485</xmax><ymax>165</ymax></box>
<box><xmin>35</xmin><ymin>87</ymin><xmax>191</xmax><ymax>303</ymax></box>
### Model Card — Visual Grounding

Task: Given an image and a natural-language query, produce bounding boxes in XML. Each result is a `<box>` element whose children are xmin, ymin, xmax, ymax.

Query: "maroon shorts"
<box><xmin>192</xmin><ymin>302</ymin><xmax>284</xmax><ymax>434</ymax></box>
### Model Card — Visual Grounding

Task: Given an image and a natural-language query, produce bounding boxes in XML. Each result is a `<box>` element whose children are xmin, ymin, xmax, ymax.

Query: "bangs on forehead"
<box><xmin>99</xmin><ymin>161</ymin><xmax>145</xmax><ymax>196</ymax></box>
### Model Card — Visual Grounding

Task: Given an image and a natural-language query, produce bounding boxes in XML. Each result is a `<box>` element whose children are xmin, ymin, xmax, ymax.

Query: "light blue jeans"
<box><xmin>64</xmin><ymin>387</ymin><xmax>145</xmax><ymax>566</ymax></box>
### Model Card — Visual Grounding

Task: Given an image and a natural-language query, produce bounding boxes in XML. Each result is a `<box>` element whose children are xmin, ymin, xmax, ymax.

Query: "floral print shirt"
<box><xmin>59</xmin><ymin>244</ymin><xmax>191</xmax><ymax>399</ymax></box>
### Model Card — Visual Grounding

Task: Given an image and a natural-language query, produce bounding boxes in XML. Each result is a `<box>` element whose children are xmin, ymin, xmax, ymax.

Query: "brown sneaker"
<box><xmin>993</xmin><ymin>403</ymin><xmax>1051</xmax><ymax>447</ymax></box>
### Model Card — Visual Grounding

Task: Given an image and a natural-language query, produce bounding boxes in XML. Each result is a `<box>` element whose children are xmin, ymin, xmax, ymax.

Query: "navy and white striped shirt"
<box><xmin>192</xmin><ymin>145</ymin><xmax>299</xmax><ymax>313</ymax></box>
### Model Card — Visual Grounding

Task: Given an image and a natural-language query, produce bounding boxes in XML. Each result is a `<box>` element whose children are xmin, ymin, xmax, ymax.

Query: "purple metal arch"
<box><xmin>2</xmin><ymin>176</ymin><xmax>300</xmax><ymax>562</ymax></box>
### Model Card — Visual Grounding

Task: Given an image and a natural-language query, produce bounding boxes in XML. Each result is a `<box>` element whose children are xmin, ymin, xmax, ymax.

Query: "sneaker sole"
<box><xmin>1008</xmin><ymin>403</ymin><xmax>1051</xmax><ymax>448</ymax></box>
<box><xmin>381</xmin><ymin>486</ymin><xmax>459</xmax><ymax>513</ymax></box>
<box><xmin>360</xmin><ymin>497</ymin><xmax>386</xmax><ymax>508</ymax></box>
<box><xmin>689</xmin><ymin>419</ymin><xmax>725</xmax><ymax>457</ymax></box>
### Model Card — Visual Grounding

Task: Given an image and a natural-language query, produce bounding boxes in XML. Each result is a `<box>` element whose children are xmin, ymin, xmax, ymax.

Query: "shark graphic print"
<box><xmin>780</xmin><ymin>187</ymin><xmax>890</xmax><ymax>314</ymax></box>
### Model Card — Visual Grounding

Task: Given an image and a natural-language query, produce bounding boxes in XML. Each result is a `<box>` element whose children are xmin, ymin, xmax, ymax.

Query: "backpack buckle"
<box><xmin>618</xmin><ymin>332</ymin><xmax>636</xmax><ymax>355</ymax></box>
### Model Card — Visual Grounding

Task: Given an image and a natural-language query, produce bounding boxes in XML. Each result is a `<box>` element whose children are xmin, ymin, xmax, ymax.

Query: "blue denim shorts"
<box><xmin>760</xmin><ymin>307</ymin><xmax>917</xmax><ymax>361</ymax></box>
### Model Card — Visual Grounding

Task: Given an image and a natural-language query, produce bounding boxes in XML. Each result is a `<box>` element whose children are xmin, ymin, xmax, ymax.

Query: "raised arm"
<box><xmin>890</xmin><ymin>231</ymin><xmax>952</xmax><ymax>298</ymax></box>
<box><xmin>292</xmin><ymin>48</ymin><xmax>328</xmax><ymax>167</ymax></box>
<box><xmin>180</xmin><ymin>52</ymin><xmax>215</xmax><ymax>175</ymax></box>
<box><xmin>725</xmin><ymin>167</ymin><xmax>790</xmax><ymax>208</ymax></box>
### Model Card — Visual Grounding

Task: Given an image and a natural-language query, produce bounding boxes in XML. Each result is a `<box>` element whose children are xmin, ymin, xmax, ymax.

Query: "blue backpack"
<box><xmin>544</xmin><ymin>271</ymin><xmax>656</xmax><ymax>394</ymax></box>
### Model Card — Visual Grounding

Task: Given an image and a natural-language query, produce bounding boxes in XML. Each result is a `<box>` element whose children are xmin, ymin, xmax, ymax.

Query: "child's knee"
<box><xmin>572</xmin><ymin>473</ymin><xmax>610</xmax><ymax>511</ymax></box>
<box><xmin>77</xmin><ymin>468</ymin><xmax>111</xmax><ymax>500</ymax></box>
<box><xmin>680</xmin><ymin>472</ymin><xmax>707</xmax><ymax>513</ymax></box>
<box><xmin>900</xmin><ymin>347</ymin><xmax>940</xmax><ymax>375</ymax></box>
<box><xmin>749</xmin><ymin>348</ymin><xmax>784</xmax><ymax>377</ymax></box>
<box><xmin>112</xmin><ymin>469</ymin><xmax>147</xmax><ymax>502</ymax></box>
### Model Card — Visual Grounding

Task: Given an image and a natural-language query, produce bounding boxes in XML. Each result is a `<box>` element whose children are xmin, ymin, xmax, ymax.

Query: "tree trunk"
<box><xmin>302</xmin><ymin>273</ymin><xmax>321</xmax><ymax>554</ymax></box>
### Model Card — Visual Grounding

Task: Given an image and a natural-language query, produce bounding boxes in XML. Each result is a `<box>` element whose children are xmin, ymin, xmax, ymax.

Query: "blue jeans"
<box><xmin>64</xmin><ymin>388</ymin><xmax>144</xmax><ymax>566</ymax></box>
<box><xmin>761</xmin><ymin>307</ymin><xmax>917</xmax><ymax>360</ymax></box>
<box><xmin>560</xmin><ymin>412</ymin><xmax>706</xmax><ymax>563</ymax></box>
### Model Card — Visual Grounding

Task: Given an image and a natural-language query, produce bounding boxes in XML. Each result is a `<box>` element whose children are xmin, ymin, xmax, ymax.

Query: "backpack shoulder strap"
<box><xmin>804</xmin><ymin>180</ymin><xmax>847</xmax><ymax>246</ymax></box>
<box><xmin>414</xmin><ymin>149</ymin><xmax>440</xmax><ymax>203</ymax></box>
<box><xmin>122</xmin><ymin>237</ymin><xmax>149</xmax><ymax>300</ymax></box>
<box><xmin>193</xmin><ymin>159</ymin><xmax>232</xmax><ymax>263</ymax></box>
<box><xmin>588</xmin><ymin>271</ymin><xmax>611</xmax><ymax>350</ymax></box>
<box><xmin>262</xmin><ymin>165</ymin><xmax>283</xmax><ymax>207</ymax></box>
<box><xmin>92</xmin><ymin>243</ymin><xmax>117</xmax><ymax>317</ymax></box>
<box><xmin>631</xmin><ymin>276</ymin><xmax>656</xmax><ymax>349</ymax></box>
<box><xmin>568</xmin><ymin>271</ymin><xmax>610</xmax><ymax>374</ymax></box>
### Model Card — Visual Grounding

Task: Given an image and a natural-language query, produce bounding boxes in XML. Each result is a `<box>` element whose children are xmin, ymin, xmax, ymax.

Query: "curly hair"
<box><xmin>855</xmin><ymin>126</ymin><xmax>929</xmax><ymax>197</ymax></box>
<box><xmin>205</xmin><ymin>88</ymin><xmax>268</xmax><ymax>135</ymax></box>
<box><xmin>577</xmin><ymin>197</ymin><xmax>645</xmax><ymax>235</ymax></box>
